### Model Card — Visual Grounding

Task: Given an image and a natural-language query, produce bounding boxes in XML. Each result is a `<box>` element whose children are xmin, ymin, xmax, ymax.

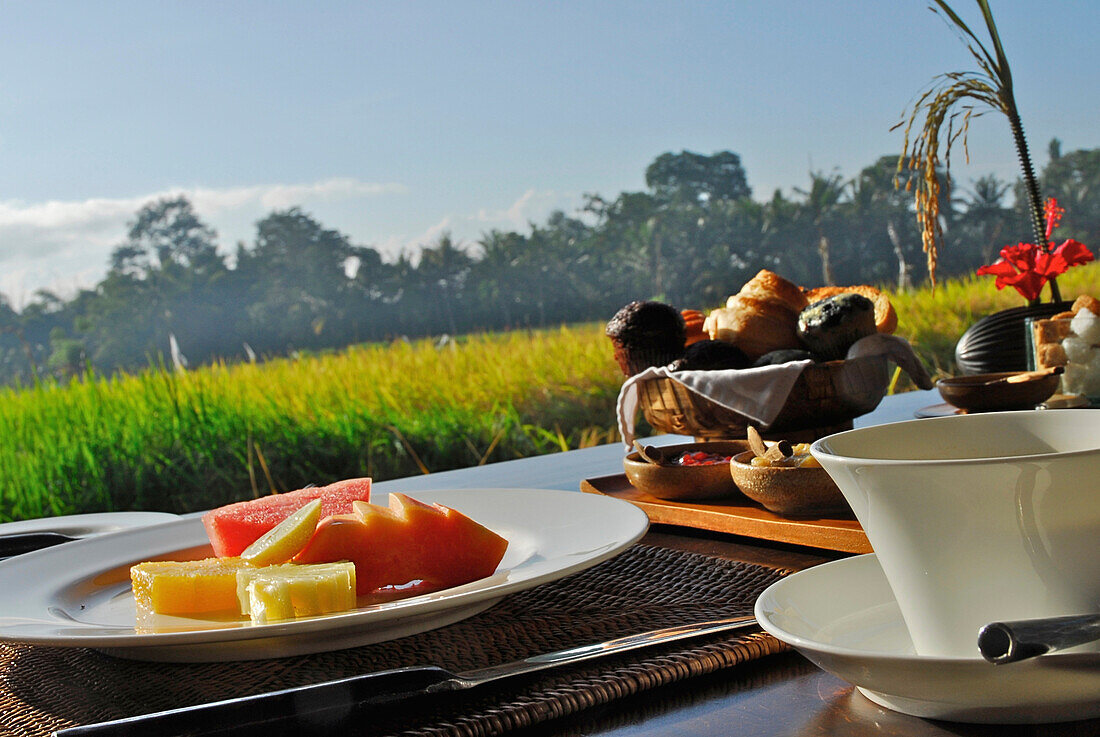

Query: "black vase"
<box><xmin>954</xmin><ymin>302</ymin><xmax>1073</xmax><ymax>375</ymax></box>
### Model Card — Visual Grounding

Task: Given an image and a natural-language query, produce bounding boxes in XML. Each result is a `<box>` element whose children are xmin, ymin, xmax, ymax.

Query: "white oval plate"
<box><xmin>0</xmin><ymin>511</ymin><xmax>179</xmax><ymax>539</ymax></box>
<box><xmin>0</xmin><ymin>489</ymin><xmax>648</xmax><ymax>662</ymax></box>
<box><xmin>755</xmin><ymin>554</ymin><xmax>1100</xmax><ymax>724</ymax></box>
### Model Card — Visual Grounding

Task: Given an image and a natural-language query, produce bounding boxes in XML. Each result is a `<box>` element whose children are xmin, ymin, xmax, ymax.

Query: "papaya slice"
<box><xmin>294</xmin><ymin>493</ymin><xmax>508</xmax><ymax>595</ymax></box>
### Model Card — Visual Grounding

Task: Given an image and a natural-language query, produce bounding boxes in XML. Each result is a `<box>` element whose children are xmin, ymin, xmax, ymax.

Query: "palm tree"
<box><xmin>417</xmin><ymin>233</ymin><xmax>472</xmax><ymax>335</ymax></box>
<box><xmin>959</xmin><ymin>174</ymin><xmax>1013</xmax><ymax>264</ymax></box>
<box><xmin>474</xmin><ymin>229</ymin><xmax>526</xmax><ymax>329</ymax></box>
<box><xmin>796</xmin><ymin>171</ymin><xmax>849</xmax><ymax>286</ymax></box>
<box><xmin>852</xmin><ymin>156</ymin><xmax>921</xmax><ymax>290</ymax></box>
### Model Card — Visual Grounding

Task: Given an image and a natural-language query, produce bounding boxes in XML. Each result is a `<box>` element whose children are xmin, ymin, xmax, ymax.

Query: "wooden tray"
<box><xmin>581</xmin><ymin>473</ymin><xmax>871</xmax><ymax>554</ymax></box>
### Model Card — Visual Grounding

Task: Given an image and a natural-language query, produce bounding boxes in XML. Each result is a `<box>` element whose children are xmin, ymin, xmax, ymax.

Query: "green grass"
<box><xmin>1</xmin><ymin>262</ymin><xmax>1097</xmax><ymax>522</ymax></box>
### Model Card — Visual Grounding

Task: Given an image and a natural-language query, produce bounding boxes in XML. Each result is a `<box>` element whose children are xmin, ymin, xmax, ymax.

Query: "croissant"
<box><xmin>735</xmin><ymin>270</ymin><xmax>808</xmax><ymax>314</ymax></box>
<box><xmin>704</xmin><ymin>295</ymin><xmax>802</xmax><ymax>360</ymax></box>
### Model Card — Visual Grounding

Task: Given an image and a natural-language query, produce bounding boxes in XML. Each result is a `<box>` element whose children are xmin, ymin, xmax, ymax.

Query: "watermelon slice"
<box><xmin>202</xmin><ymin>478</ymin><xmax>372</xmax><ymax>557</ymax></box>
<box><xmin>294</xmin><ymin>492</ymin><xmax>509</xmax><ymax>594</ymax></box>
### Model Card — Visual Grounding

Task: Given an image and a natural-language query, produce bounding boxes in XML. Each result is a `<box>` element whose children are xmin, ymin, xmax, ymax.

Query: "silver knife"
<box><xmin>54</xmin><ymin>614</ymin><xmax>758</xmax><ymax>736</ymax></box>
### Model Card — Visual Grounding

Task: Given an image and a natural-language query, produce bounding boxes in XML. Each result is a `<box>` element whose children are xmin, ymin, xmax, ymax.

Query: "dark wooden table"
<box><xmin>374</xmin><ymin>390</ymin><xmax>1100</xmax><ymax>736</ymax></box>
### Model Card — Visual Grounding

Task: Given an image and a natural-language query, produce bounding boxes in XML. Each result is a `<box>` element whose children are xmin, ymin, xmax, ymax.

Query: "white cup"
<box><xmin>811</xmin><ymin>409</ymin><xmax>1100</xmax><ymax>658</ymax></box>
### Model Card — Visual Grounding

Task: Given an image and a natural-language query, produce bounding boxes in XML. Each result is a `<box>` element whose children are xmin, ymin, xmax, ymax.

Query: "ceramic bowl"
<box><xmin>623</xmin><ymin>441</ymin><xmax>748</xmax><ymax>501</ymax></box>
<box><xmin>936</xmin><ymin>371</ymin><xmax>1059</xmax><ymax>412</ymax></box>
<box><xmin>811</xmin><ymin>409</ymin><xmax>1100</xmax><ymax>658</ymax></box>
<box><xmin>728</xmin><ymin>450</ymin><xmax>848</xmax><ymax>517</ymax></box>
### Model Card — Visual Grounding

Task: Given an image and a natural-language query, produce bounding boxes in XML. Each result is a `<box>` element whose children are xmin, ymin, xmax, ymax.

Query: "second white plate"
<box><xmin>0</xmin><ymin>511</ymin><xmax>179</xmax><ymax>538</ymax></box>
<box><xmin>0</xmin><ymin>488</ymin><xmax>649</xmax><ymax>662</ymax></box>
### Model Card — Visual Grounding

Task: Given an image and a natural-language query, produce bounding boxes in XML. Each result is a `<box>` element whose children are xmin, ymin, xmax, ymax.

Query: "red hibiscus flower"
<box><xmin>977</xmin><ymin>198</ymin><xmax>1094</xmax><ymax>302</ymax></box>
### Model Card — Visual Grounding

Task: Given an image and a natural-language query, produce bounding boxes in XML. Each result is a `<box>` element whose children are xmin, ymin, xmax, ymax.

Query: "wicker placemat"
<box><xmin>0</xmin><ymin>545</ymin><xmax>790</xmax><ymax>736</ymax></box>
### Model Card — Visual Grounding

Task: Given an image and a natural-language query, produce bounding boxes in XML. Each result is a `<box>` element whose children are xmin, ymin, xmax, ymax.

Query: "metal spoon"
<box><xmin>978</xmin><ymin>613</ymin><xmax>1100</xmax><ymax>664</ymax></box>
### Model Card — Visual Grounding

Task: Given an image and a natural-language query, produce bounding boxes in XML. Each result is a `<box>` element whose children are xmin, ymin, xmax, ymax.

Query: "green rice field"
<box><xmin>0</xmin><ymin>328</ymin><xmax>624</xmax><ymax>521</ymax></box>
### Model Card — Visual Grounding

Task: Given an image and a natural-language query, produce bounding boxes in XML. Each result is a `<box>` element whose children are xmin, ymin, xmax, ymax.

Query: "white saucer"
<box><xmin>0</xmin><ymin>511</ymin><xmax>179</xmax><ymax>539</ymax></box>
<box><xmin>755</xmin><ymin>554</ymin><xmax>1100</xmax><ymax>724</ymax></box>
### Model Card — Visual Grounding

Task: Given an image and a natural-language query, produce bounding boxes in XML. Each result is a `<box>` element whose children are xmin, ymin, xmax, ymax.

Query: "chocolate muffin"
<box><xmin>606</xmin><ymin>301</ymin><xmax>686</xmax><ymax>375</ymax></box>
<box><xmin>797</xmin><ymin>293</ymin><xmax>877</xmax><ymax>361</ymax></box>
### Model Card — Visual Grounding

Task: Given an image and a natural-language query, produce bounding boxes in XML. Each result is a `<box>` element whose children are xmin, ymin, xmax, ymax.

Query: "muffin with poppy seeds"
<box><xmin>797</xmin><ymin>293</ymin><xmax>877</xmax><ymax>361</ymax></box>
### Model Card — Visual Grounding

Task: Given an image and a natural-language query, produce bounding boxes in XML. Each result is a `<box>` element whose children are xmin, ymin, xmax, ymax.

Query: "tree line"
<box><xmin>2</xmin><ymin>143</ymin><xmax>1098</xmax><ymax>384</ymax></box>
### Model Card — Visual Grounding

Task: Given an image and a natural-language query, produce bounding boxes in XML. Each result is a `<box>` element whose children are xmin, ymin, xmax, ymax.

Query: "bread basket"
<box><xmin>636</xmin><ymin>355</ymin><xmax>892</xmax><ymax>441</ymax></box>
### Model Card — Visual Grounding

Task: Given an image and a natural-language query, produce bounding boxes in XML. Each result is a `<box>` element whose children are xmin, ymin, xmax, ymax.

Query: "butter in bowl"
<box><xmin>623</xmin><ymin>441</ymin><xmax>749</xmax><ymax>501</ymax></box>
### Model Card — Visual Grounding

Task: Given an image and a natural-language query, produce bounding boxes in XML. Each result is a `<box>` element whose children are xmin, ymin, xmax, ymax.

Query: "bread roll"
<box><xmin>704</xmin><ymin>295</ymin><xmax>802</xmax><ymax>360</ymax></box>
<box><xmin>733</xmin><ymin>270</ymin><xmax>808</xmax><ymax>314</ymax></box>
<box><xmin>804</xmin><ymin>285</ymin><xmax>897</xmax><ymax>334</ymax></box>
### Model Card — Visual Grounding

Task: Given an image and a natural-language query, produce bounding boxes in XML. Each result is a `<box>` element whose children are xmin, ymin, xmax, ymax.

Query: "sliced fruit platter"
<box><xmin>0</xmin><ymin>484</ymin><xmax>647</xmax><ymax>661</ymax></box>
<box><xmin>133</xmin><ymin>479</ymin><xmax>508</xmax><ymax>625</ymax></box>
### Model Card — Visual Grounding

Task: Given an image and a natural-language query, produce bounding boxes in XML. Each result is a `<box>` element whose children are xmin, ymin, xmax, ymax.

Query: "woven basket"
<box><xmin>637</xmin><ymin>355</ymin><xmax>892</xmax><ymax>441</ymax></box>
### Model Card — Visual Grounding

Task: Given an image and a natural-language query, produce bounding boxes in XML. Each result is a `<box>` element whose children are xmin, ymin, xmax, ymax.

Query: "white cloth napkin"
<box><xmin>615</xmin><ymin>360</ymin><xmax>812</xmax><ymax>450</ymax></box>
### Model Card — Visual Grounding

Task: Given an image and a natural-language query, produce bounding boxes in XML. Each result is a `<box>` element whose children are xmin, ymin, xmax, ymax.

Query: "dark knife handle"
<box><xmin>0</xmin><ymin>532</ymin><xmax>77</xmax><ymax>559</ymax></box>
<box><xmin>53</xmin><ymin>665</ymin><xmax>460</xmax><ymax>737</ymax></box>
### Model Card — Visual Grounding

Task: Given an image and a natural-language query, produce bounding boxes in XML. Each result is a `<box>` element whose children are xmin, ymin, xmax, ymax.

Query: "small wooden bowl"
<box><xmin>623</xmin><ymin>441</ymin><xmax>748</xmax><ymax>501</ymax></box>
<box><xmin>729</xmin><ymin>450</ymin><xmax>850</xmax><ymax>517</ymax></box>
<box><xmin>936</xmin><ymin>371</ymin><xmax>1060</xmax><ymax>413</ymax></box>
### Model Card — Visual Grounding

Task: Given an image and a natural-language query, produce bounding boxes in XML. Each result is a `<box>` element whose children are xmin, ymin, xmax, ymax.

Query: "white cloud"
<box><xmin>0</xmin><ymin>196</ymin><xmax>146</xmax><ymax>257</ymax></box>
<box><xmin>0</xmin><ymin>182</ymin><xmax>580</xmax><ymax>305</ymax></box>
<box><xmin>422</xmin><ymin>216</ymin><xmax>455</xmax><ymax>243</ymax></box>
<box><xmin>258</xmin><ymin>179</ymin><xmax>407</xmax><ymax>210</ymax></box>
<box><xmin>185</xmin><ymin>179</ymin><xmax>408</xmax><ymax>214</ymax></box>
<box><xmin>0</xmin><ymin>178</ymin><xmax>407</xmax><ymax>304</ymax></box>
<box><xmin>474</xmin><ymin>188</ymin><xmax>562</xmax><ymax>229</ymax></box>
<box><xmin>364</xmin><ymin>188</ymin><xmax>579</xmax><ymax>266</ymax></box>
<box><xmin>372</xmin><ymin>218</ymin><xmax>456</xmax><ymax>265</ymax></box>
<box><xmin>374</xmin><ymin>234</ymin><xmax>415</xmax><ymax>259</ymax></box>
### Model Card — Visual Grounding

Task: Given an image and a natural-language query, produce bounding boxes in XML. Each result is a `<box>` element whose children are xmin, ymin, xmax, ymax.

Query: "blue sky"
<box><xmin>1</xmin><ymin>1</ymin><xmax>1098</xmax><ymax>304</ymax></box>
